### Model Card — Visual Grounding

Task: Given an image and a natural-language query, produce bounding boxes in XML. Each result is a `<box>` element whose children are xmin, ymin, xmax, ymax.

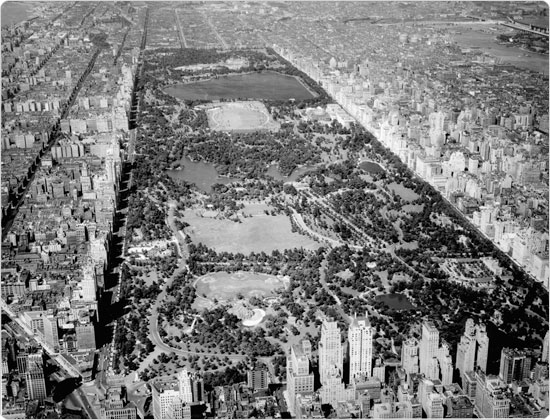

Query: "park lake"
<box><xmin>359</xmin><ymin>160</ymin><xmax>385</xmax><ymax>174</ymax></box>
<box><xmin>375</xmin><ymin>293</ymin><xmax>415</xmax><ymax>310</ymax></box>
<box><xmin>164</xmin><ymin>71</ymin><xmax>316</xmax><ymax>101</ymax></box>
<box><xmin>167</xmin><ymin>157</ymin><xmax>317</xmax><ymax>192</ymax></box>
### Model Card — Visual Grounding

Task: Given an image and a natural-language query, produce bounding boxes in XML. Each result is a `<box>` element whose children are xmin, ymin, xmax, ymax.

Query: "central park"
<box><xmin>113</xmin><ymin>46</ymin><xmax>548</xmax><ymax>391</ymax></box>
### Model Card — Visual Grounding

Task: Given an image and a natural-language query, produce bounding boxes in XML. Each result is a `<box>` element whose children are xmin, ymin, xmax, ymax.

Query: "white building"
<box><xmin>348</xmin><ymin>314</ymin><xmax>373</xmax><ymax>380</ymax></box>
<box><xmin>319</xmin><ymin>318</ymin><xmax>343</xmax><ymax>383</ymax></box>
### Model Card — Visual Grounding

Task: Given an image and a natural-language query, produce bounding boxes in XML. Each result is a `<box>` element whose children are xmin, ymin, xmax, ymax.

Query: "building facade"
<box><xmin>348</xmin><ymin>314</ymin><xmax>373</xmax><ymax>381</ymax></box>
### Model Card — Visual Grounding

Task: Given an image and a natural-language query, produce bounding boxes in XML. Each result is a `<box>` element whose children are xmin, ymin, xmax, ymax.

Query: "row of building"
<box><xmin>276</xmin><ymin>43</ymin><xmax>549</xmax><ymax>288</ymax></box>
<box><xmin>286</xmin><ymin>315</ymin><xmax>548</xmax><ymax>418</ymax></box>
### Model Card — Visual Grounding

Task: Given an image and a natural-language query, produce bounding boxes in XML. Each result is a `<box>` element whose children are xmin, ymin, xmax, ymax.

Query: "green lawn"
<box><xmin>183</xmin><ymin>208</ymin><xmax>320</xmax><ymax>254</ymax></box>
<box><xmin>194</xmin><ymin>271</ymin><xmax>287</xmax><ymax>302</ymax></box>
<box><xmin>388</xmin><ymin>182</ymin><xmax>420</xmax><ymax>201</ymax></box>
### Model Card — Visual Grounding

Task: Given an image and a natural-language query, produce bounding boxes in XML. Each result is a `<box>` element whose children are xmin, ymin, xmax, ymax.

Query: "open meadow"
<box><xmin>183</xmin><ymin>208</ymin><xmax>321</xmax><ymax>254</ymax></box>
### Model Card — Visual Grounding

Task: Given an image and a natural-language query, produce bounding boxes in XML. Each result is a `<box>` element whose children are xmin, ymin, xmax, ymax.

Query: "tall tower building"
<box><xmin>286</xmin><ymin>340</ymin><xmax>314</xmax><ymax>413</ymax></box>
<box><xmin>43</xmin><ymin>313</ymin><xmax>59</xmax><ymax>352</ymax></box>
<box><xmin>456</xmin><ymin>319</ymin><xmax>489</xmax><ymax>383</ymax></box>
<box><xmin>319</xmin><ymin>364</ymin><xmax>355</xmax><ymax>407</ymax></box>
<box><xmin>80</xmin><ymin>262</ymin><xmax>97</xmax><ymax>302</ymax></box>
<box><xmin>152</xmin><ymin>368</ymin><xmax>200</xmax><ymax>419</ymax></box>
<box><xmin>348</xmin><ymin>314</ymin><xmax>373</xmax><ymax>381</ymax></box>
<box><xmin>438</xmin><ymin>342</ymin><xmax>454</xmax><ymax>386</ymax></box>
<box><xmin>475</xmin><ymin>371</ymin><xmax>510</xmax><ymax>418</ymax></box>
<box><xmin>25</xmin><ymin>352</ymin><xmax>47</xmax><ymax>402</ymax></box>
<box><xmin>178</xmin><ymin>369</ymin><xmax>193</xmax><ymax>404</ymax></box>
<box><xmin>401</xmin><ymin>338</ymin><xmax>420</xmax><ymax>376</ymax></box>
<box><xmin>419</xmin><ymin>321</ymin><xmax>440</xmax><ymax>378</ymax></box>
<box><xmin>319</xmin><ymin>318</ymin><xmax>343</xmax><ymax>383</ymax></box>
<box><xmin>543</xmin><ymin>330</ymin><xmax>549</xmax><ymax>363</ymax></box>
<box><xmin>499</xmin><ymin>348</ymin><xmax>532</xmax><ymax>384</ymax></box>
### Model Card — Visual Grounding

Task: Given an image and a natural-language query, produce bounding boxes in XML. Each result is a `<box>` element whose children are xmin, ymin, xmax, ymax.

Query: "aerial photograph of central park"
<box><xmin>0</xmin><ymin>1</ymin><xmax>548</xmax><ymax>419</ymax></box>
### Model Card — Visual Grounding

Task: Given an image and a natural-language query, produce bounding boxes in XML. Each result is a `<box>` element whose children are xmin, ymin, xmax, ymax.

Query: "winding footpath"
<box><xmin>143</xmin><ymin>200</ymin><xmax>248</xmax><ymax>364</ymax></box>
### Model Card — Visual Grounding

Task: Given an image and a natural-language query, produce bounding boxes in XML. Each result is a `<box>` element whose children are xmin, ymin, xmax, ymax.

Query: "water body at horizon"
<box><xmin>1</xmin><ymin>2</ymin><xmax>33</xmax><ymax>26</ymax></box>
<box><xmin>451</xmin><ymin>24</ymin><xmax>548</xmax><ymax>75</ymax></box>
<box><xmin>164</xmin><ymin>71</ymin><xmax>315</xmax><ymax>101</ymax></box>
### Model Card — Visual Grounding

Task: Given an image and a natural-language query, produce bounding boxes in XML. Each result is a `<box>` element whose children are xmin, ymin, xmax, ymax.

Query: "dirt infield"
<box><xmin>206</xmin><ymin>101</ymin><xmax>280</xmax><ymax>132</ymax></box>
<box><xmin>194</xmin><ymin>271</ymin><xmax>287</xmax><ymax>302</ymax></box>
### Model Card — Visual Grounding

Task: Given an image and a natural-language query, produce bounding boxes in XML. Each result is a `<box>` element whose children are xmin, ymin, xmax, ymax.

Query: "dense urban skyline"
<box><xmin>0</xmin><ymin>1</ymin><xmax>548</xmax><ymax>419</ymax></box>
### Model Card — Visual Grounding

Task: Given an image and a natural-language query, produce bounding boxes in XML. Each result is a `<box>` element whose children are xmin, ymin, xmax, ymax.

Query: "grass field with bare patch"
<box><xmin>183</xmin><ymin>208</ymin><xmax>320</xmax><ymax>254</ymax></box>
<box><xmin>195</xmin><ymin>271</ymin><xmax>287</xmax><ymax>302</ymax></box>
<box><xmin>206</xmin><ymin>101</ymin><xmax>280</xmax><ymax>132</ymax></box>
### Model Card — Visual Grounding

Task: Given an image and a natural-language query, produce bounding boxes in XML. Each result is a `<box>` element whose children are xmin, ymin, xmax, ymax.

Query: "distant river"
<box><xmin>451</xmin><ymin>24</ymin><xmax>548</xmax><ymax>75</ymax></box>
<box><xmin>1</xmin><ymin>1</ymin><xmax>34</xmax><ymax>26</ymax></box>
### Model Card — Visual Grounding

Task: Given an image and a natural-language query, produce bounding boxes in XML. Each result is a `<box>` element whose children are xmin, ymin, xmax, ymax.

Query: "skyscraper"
<box><xmin>152</xmin><ymin>368</ymin><xmax>201</xmax><ymax>419</ymax></box>
<box><xmin>499</xmin><ymin>348</ymin><xmax>533</xmax><ymax>384</ymax></box>
<box><xmin>319</xmin><ymin>318</ymin><xmax>343</xmax><ymax>384</ymax></box>
<box><xmin>543</xmin><ymin>330</ymin><xmax>549</xmax><ymax>363</ymax></box>
<box><xmin>401</xmin><ymin>338</ymin><xmax>420</xmax><ymax>376</ymax></box>
<box><xmin>25</xmin><ymin>352</ymin><xmax>47</xmax><ymax>402</ymax></box>
<box><xmin>286</xmin><ymin>340</ymin><xmax>314</xmax><ymax>414</ymax></box>
<box><xmin>475</xmin><ymin>371</ymin><xmax>510</xmax><ymax>418</ymax></box>
<box><xmin>419</xmin><ymin>321</ymin><xmax>440</xmax><ymax>378</ymax></box>
<box><xmin>178</xmin><ymin>369</ymin><xmax>193</xmax><ymax>404</ymax></box>
<box><xmin>437</xmin><ymin>342</ymin><xmax>453</xmax><ymax>386</ymax></box>
<box><xmin>348</xmin><ymin>314</ymin><xmax>373</xmax><ymax>381</ymax></box>
<box><xmin>319</xmin><ymin>364</ymin><xmax>355</xmax><ymax>407</ymax></box>
<box><xmin>456</xmin><ymin>319</ymin><xmax>489</xmax><ymax>383</ymax></box>
<box><xmin>418</xmin><ymin>321</ymin><xmax>454</xmax><ymax>385</ymax></box>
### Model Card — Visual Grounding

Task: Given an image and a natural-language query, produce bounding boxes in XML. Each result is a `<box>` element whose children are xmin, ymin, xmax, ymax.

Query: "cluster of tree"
<box><xmin>263</xmin><ymin>312</ymin><xmax>289</xmax><ymax>341</ymax></box>
<box><xmin>209</xmin><ymin>179</ymin><xmax>284</xmax><ymax>204</ymax></box>
<box><xmin>158</xmin><ymin>270</ymin><xmax>197</xmax><ymax>322</ymax></box>
<box><xmin>89</xmin><ymin>31</ymin><xmax>110</xmax><ymax>48</ymax></box>
<box><xmin>172</xmin><ymin>128</ymin><xmax>322</xmax><ymax>178</ymax></box>
<box><xmin>305</xmin><ymin>161</ymin><xmax>369</xmax><ymax>196</ymax></box>
<box><xmin>177</xmin><ymin>108</ymin><xmax>208</xmax><ymax>130</ymax></box>
<box><xmin>328</xmin><ymin>189</ymin><xmax>398</xmax><ymax>243</ymax></box>
<box><xmin>203</xmin><ymin>362</ymin><xmax>248</xmax><ymax>389</ymax></box>
<box><xmin>297</xmin><ymin>118</ymin><xmax>352</xmax><ymax>136</ymax></box>
<box><xmin>191</xmin><ymin>307</ymin><xmax>282</xmax><ymax>357</ymax></box>
<box><xmin>389</xmin><ymin>277</ymin><xmax>546</xmax><ymax>350</ymax></box>
<box><xmin>144</xmin><ymin>48</ymin><xmax>274</xmax><ymax>72</ymax></box>
<box><xmin>126</xmin><ymin>189</ymin><xmax>172</xmax><ymax>242</ymax></box>
<box><xmin>187</xmin><ymin>243</ymin><xmax>326</xmax><ymax>323</ymax></box>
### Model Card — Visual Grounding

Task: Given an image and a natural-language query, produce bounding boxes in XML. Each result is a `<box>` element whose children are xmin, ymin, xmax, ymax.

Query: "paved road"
<box><xmin>318</xmin><ymin>258</ymin><xmax>350</xmax><ymax>323</ymax></box>
<box><xmin>146</xmin><ymin>200</ymin><xmax>247</xmax><ymax>361</ymax></box>
<box><xmin>147</xmin><ymin>265</ymin><xmax>247</xmax><ymax>361</ymax></box>
<box><xmin>174</xmin><ymin>9</ymin><xmax>188</xmax><ymax>48</ymax></box>
<box><xmin>290</xmin><ymin>208</ymin><xmax>346</xmax><ymax>249</ymax></box>
<box><xmin>64</xmin><ymin>388</ymin><xmax>96</xmax><ymax>419</ymax></box>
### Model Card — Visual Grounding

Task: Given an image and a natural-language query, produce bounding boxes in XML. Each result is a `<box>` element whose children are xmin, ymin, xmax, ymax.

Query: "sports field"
<box><xmin>206</xmin><ymin>101</ymin><xmax>280</xmax><ymax>132</ymax></box>
<box><xmin>195</xmin><ymin>271</ymin><xmax>287</xmax><ymax>302</ymax></box>
<box><xmin>183</xmin><ymin>208</ymin><xmax>321</xmax><ymax>254</ymax></box>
